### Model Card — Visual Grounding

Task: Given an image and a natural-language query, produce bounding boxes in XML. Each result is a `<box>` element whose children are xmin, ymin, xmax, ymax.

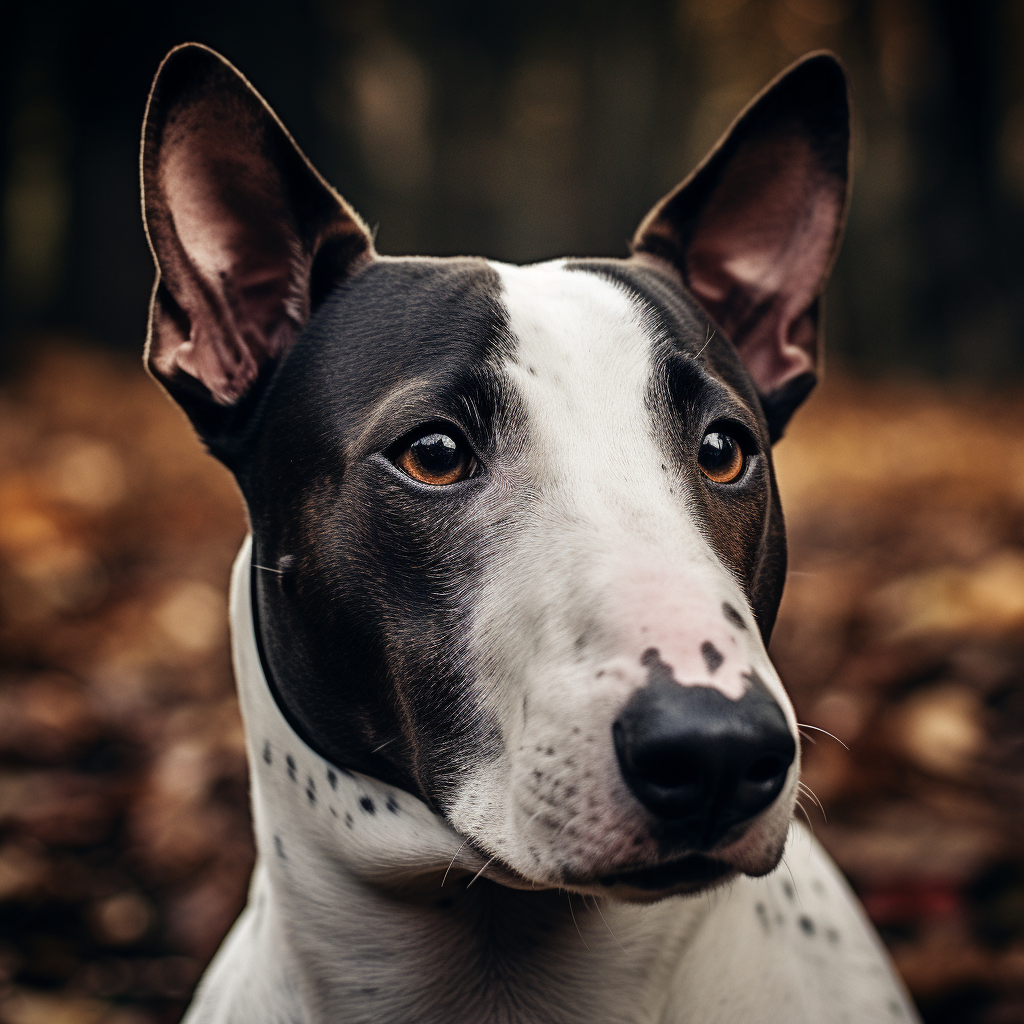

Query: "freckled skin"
<box><xmin>701</xmin><ymin>641</ymin><xmax>725</xmax><ymax>674</ymax></box>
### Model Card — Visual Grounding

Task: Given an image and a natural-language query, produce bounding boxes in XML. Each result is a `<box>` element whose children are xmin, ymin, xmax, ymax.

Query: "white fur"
<box><xmin>182</xmin><ymin>538</ymin><xmax>919</xmax><ymax>1023</ymax></box>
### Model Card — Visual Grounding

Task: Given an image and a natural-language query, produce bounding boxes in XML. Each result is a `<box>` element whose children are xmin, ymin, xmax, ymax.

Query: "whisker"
<box><xmin>371</xmin><ymin>737</ymin><xmax>398</xmax><ymax>754</ymax></box>
<box><xmin>441</xmin><ymin>838</ymin><xmax>471</xmax><ymax>888</ymax></box>
<box><xmin>590</xmin><ymin>897</ymin><xmax>627</xmax><ymax>954</ymax></box>
<box><xmin>253</xmin><ymin>564</ymin><xmax>284</xmax><ymax>575</ymax></box>
<box><xmin>566</xmin><ymin>893</ymin><xmax>589</xmax><ymax>949</ymax></box>
<box><xmin>467</xmin><ymin>856</ymin><xmax>496</xmax><ymax>888</ymax></box>
<box><xmin>695</xmin><ymin>324</ymin><xmax>716</xmax><ymax>358</ymax></box>
<box><xmin>782</xmin><ymin>856</ymin><xmax>802</xmax><ymax>907</ymax></box>
<box><xmin>797</xmin><ymin>781</ymin><xmax>827</xmax><ymax>822</ymax></box>
<box><xmin>797</xmin><ymin>724</ymin><xmax>849</xmax><ymax>751</ymax></box>
<box><xmin>797</xmin><ymin>729</ymin><xmax>817</xmax><ymax>745</ymax></box>
<box><xmin>794</xmin><ymin>798</ymin><xmax>814</xmax><ymax>833</ymax></box>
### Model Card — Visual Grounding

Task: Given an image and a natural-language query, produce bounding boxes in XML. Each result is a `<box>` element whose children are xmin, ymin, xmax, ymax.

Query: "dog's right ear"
<box><xmin>141</xmin><ymin>44</ymin><xmax>374</xmax><ymax>461</ymax></box>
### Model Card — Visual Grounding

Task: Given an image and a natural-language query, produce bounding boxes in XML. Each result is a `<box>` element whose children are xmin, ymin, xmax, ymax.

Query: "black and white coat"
<box><xmin>182</xmin><ymin>530</ymin><xmax>917</xmax><ymax>1023</ymax></box>
<box><xmin>137</xmin><ymin>44</ymin><xmax>921</xmax><ymax>1024</ymax></box>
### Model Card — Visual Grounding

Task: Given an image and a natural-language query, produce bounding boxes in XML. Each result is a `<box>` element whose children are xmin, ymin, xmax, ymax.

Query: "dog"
<box><xmin>140</xmin><ymin>43</ymin><xmax>920</xmax><ymax>1024</ymax></box>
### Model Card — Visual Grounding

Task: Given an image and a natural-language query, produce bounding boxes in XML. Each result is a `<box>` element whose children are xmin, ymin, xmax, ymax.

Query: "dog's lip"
<box><xmin>453</xmin><ymin>837</ymin><xmax>739</xmax><ymax>896</ymax></box>
<box><xmin>597</xmin><ymin>853</ymin><xmax>734</xmax><ymax>893</ymax></box>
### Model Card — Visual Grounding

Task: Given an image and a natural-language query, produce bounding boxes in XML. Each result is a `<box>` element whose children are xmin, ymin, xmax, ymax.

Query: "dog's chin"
<box><xmin>477</xmin><ymin>853</ymin><xmax>738</xmax><ymax>902</ymax></box>
<box><xmin>476</xmin><ymin>845</ymin><xmax>782</xmax><ymax>903</ymax></box>
<box><xmin>465</xmin><ymin>809</ymin><xmax>794</xmax><ymax>900</ymax></box>
<box><xmin>596</xmin><ymin>853</ymin><xmax>738</xmax><ymax>901</ymax></box>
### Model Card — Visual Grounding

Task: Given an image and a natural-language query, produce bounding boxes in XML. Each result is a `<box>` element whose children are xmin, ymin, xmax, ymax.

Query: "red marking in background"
<box><xmin>860</xmin><ymin>881</ymin><xmax>963</xmax><ymax>925</ymax></box>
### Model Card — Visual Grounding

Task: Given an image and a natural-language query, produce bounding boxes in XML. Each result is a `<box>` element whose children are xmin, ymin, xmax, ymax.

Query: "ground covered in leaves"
<box><xmin>2</xmin><ymin>347</ymin><xmax>1024</xmax><ymax>1022</ymax></box>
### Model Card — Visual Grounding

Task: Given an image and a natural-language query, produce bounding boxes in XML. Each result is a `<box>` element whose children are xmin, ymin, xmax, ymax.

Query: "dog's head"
<box><xmin>141</xmin><ymin>46</ymin><xmax>849</xmax><ymax>900</ymax></box>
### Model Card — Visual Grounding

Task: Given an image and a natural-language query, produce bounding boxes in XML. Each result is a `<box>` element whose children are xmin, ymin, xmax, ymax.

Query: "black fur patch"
<box><xmin>246</xmin><ymin>259</ymin><xmax>523</xmax><ymax>808</ymax></box>
<box><xmin>722</xmin><ymin>603</ymin><xmax>747</xmax><ymax>629</ymax></box>
<box><xmin>701</xmin><ymin>641</ymin><xmax>724</xmax><ymax>674</ymax></box>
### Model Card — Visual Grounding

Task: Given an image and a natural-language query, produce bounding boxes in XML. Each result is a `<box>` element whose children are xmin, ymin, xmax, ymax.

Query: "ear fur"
<box><xmin>141</xmin><ymin>43</ymin><xmax>374</xmax><ymax>461</ymax></box>
<box><xmin>632</xmin><ymin>52</ymin><xmax>851</xmax><ymax>439</ymax></box>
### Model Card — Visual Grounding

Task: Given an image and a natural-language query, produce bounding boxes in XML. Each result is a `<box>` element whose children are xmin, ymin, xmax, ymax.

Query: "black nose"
<box><xmin>613</xmin><ymin>678</ymin><xmax>795</xmax><ymax>848</ymax></box>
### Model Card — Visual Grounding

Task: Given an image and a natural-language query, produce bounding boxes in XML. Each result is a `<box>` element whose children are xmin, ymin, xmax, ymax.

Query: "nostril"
<box><xmin>743</xmin><ymin>755</ymin><xmax>787</xmax><ymax>785</ymax></box>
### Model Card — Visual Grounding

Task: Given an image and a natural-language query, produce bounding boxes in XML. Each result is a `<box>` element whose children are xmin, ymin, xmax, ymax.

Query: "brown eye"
<box><xmin>698</xmin><ymin>431</ymin><xmax>745</xmax><ymax>484</ymax></box>
<box><xmin>397</xmin><ymin>430</ymin><xmax>475</xmax><ymax>486</ymax></box>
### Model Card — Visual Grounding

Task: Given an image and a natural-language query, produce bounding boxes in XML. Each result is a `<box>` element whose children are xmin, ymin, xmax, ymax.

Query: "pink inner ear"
<box><xmin>158</xmin><ymin>118</ymin><xmax>300</xmax><ymax>404</ymax></box>
<box><xmin>685</xmin><ymin>132</ymin><xmax>844</xmax><ymax>395</ymax></box>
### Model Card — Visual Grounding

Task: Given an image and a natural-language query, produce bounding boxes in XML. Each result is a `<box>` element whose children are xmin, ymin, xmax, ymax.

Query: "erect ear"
<box><xmin>141</xmin><ymin>43</ymin><xmax>374</xmax><ymax>461</ymax></box>
<box><xmin>632</xmin><ymin>52</ymin><xmax>851</xmax><ymax>440</ymax></box>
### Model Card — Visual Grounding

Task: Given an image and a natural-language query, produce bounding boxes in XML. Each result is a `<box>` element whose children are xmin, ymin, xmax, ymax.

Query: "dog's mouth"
<box><xmin>461</xmin><ymin>846</ymin><xmax>736</xmax><ymax>898</ymax></box>
<box><xmin>598</xmin><ymin>853</ymin><xmax>734</xmax><ymax>893</ymax></box>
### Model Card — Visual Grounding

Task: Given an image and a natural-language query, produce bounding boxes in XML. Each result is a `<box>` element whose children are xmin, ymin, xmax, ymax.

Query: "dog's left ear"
<box><xmin>141</xmin><ymin>43</ymin><xmax>374</xmax><ymax>461</ymax></box>
<box><xmin>632</xmin><ymin>52</ymin><xmax>851</xmax><ymax>440</ymax></box>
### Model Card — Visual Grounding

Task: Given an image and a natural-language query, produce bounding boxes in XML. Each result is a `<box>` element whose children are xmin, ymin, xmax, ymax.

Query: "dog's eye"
<box><xmin>698</xmin><ymin>431</ymin><xmax>745</xmax><ymax>484</ymax></box>
<box><xmin>396</xmin><ymin>430</ymin><xmax>476</xmax><ymax>486</ymax></box>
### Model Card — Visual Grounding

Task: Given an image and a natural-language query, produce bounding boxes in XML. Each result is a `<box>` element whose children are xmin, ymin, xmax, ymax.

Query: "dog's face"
<box><xmin>141</xmin><ymin>47</ymin><xmax>849</xmax><ymax>900</ymax></box>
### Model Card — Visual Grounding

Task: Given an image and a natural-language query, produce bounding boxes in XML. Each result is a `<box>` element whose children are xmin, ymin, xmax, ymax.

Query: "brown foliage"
<box><xmin>4</xmin><ymin>350</ymin><xmax>1024</xmax><ymax>1021</ymax></box>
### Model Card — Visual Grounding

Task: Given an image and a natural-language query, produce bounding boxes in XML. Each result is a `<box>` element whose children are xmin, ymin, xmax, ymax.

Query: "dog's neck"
<box><xmin>227</xmin><ymin>537</ymin><xmax>714</xmax><ymax>1023</ymax></box>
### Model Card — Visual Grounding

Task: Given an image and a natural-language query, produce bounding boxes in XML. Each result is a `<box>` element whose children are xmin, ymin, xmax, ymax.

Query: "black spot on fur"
<box><xmin>330</xmin><ymin>807</ymin><xmax>337</xmax><ymax>817</ymax></box>
<box><xmin>262</xmin><ymin>741</ymin><xmax>272</xmax><ymax>765</ymax></box>
<box><xmin>345</xmin><ymin>812</ymin><xmax>353</xmax><ymax>828</ymax></box>
<box><xmin>286</xmin><ymin>755</ymin><xmax>296</xmax><ymax>781</ymax></box>
<box><xmin>799</xmin><ymin>915</ymin><xmax>815</xmax><ymax>936</ymax></box>
<box><xmin>327</xmin><ymin>769</ymin><xmax>337</xmax><ymax>790</ymax></box>
<box><xmin>743</xmin><ymin>668</ymin><xmax>769</xmax><ymax>694</ymax></box>
<box><xmin>782</xmin><ymin>880</ymin><xmax>795</xmax><ymax>901</ymax></box>
<box><xmin>723</xmin><ymin>603</ymin><xmax>747</xmax><ymax>629</ymax></box>
<box><xmin>360</xmin><ymin>796</ymin><xmax>376</xmax><ymax>814</ymax></box>
<box><xmin>386</xmin><ymin>796</ymin><xmax>399</xmax><ymax>813</ymax></box>
<box><xmin>826</xmin><ymin>927</ymin><xmax>840</xmax><ymax>944</ymax></box>
<box><xmin>274</xmin><ymin>835</ymin><xmax>285</xmax><ymax>859</ymax></box>
<box><xmin>306</xmin><ymin>777</ymin><xmax>316</xmax><ymax>804</ymax></box>
<box><xmin>701</xmin><ymin>640</ymin><xmax>724</xmax><ymax>674</ymax></box>
<box><xmin>755</xmin><ymin>902</ymin><xmax>770</xmax><ymax>935</ymax></box>
<box><xmin>640</xmin><ymin>647</ymin><xmax>675</xmax><ymax>686</ymax></box>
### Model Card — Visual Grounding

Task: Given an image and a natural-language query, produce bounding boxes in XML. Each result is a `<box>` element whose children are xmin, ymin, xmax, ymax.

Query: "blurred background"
<box><xmin>1</xmin><ymin>1</ymin><xmax>1024</xmax><ymax>1022</ymax></box>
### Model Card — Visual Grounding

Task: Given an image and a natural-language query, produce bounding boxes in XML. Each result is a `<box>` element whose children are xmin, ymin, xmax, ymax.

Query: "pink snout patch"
<box><xmin>605</xmin><ymin>568</ymin><xmax>759</xmax><ymax>701</ymax></box>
